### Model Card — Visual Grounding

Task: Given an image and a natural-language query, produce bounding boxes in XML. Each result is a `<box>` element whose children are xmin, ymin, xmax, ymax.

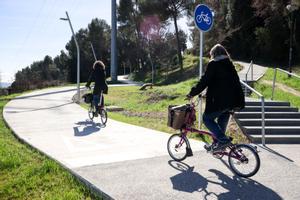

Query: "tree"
<box><xmin>54</xmin><ymin>50</ymin><xmax>70</xmax><ymax>81</ymax></box>
<box><xmin>118</xmin><ymin>0</ymin><xmax>145</xmax><ymax>72</ymax></box>
<box><xmin>66</xmin><ymin>19</ymin><xmax>111</xmax><ymax>82</ymax></box>
<box><xmin>139</xmin><ymin>0</ymin><xmax>191</xmax><ymax>71</ymax></box>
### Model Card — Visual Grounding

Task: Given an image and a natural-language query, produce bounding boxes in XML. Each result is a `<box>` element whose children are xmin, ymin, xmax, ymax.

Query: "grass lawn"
<box><xmin>262</xmin><ymin>68</ymin><xmax>300</xmax><ymax>91</ymax></box>
<box><xmin>251</xmin><ymin>67</ymin><xmax>300</xmax><ymax>109</ymax></box>
<box><xmin>84</xmin><ymin>79</ymin><xmax>200</xmax><ymax>137</ymax></box>
<box><xmin>252</xmin><ymin>82</ymin><xmax>300</xmax><ymax>109</ymax></box>
<box><xmin>0</xmin><ymin>94</ymin><xmax>101</xmax><ymax>200</ymax></box>
<box><xmin>131</xmin><ymin>54</ymin><xmax>243</xmax><ymax>86</ymax></box>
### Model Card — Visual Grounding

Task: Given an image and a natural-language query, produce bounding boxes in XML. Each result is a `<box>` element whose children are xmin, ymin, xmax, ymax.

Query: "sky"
<box><xmin>0</xmin><ymin>0</ymin><xmax>190</xmax><ymax>83</ymax></box>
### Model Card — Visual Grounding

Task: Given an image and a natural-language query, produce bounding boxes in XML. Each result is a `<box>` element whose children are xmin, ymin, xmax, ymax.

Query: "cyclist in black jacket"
<box><xmin>86</xmin><ymin>60</ymin><xmax>108</xmax><ymax>116</ymax></box>
<box><xmin>187</xmin><ymin>44</ymin><xmax>245</xmax><ymax>151</ymax></box>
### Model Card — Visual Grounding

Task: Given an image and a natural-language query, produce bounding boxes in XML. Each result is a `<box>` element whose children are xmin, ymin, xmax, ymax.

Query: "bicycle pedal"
<box><xmin>204</xmin><ymin>144</ymin><xmax>212</xmax><ymax>151</ymax></box>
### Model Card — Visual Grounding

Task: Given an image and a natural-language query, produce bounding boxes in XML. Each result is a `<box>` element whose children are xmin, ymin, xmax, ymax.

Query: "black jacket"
<box><xmin>188</xmin><ymin>58</ymin><xmax>245</xmax><ymax>113</ymax></box>
<box><xmin>86</xmin><ymin>67</ymin><xmax>108</xmax><ymax>95</ymax></box>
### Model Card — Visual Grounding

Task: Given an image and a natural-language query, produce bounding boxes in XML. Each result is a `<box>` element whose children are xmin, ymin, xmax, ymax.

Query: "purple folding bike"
<box><xmin>167</xmin><ymin>98</ymin><xmax>260</xmax><ymax>178</ymax></box>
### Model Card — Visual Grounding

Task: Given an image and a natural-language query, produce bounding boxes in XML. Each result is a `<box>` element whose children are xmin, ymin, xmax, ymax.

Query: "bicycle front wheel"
<box><xmin>228</xmin><ymin>144</ymin><xmax>260</xmax><ymax>178</ymax></box>
<box><xmin>88</xmin><ymin>106</ymin><xmax>94</xmax><ymax>120</ymax></box>
<box><xmin>100</xmin><ymin>109</ymin><xmax>107</xmax><ymax>125</ymax></box>
<box><xmin>167</xmin><ymin>134</ymin><xmax>189</xmax><ymax>161</ymax></box>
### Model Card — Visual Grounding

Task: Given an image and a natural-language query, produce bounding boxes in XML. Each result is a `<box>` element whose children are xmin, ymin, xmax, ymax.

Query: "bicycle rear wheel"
<box><xmin>100</xmin><ymin>108</ymin><xmax>107</xmax><ymax>125</ymax></box>
<box><xmin>167</xmin><ymin>134</ymin><xmax>189</xmax><ymax>161</ymax></box>
<box><xmin>228</xmin><ymin>144</ymin><xmax>260</xmax><ymax>178</ymax></box>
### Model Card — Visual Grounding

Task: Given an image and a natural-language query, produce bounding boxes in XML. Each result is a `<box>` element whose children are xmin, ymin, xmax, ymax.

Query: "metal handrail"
<box><xmin>244</xmin><ymin>60</ymin><xmax>253</xmax><ymax>96</ymax></box>
<box><xmin>271</xmin><ymin>68</ymin><xmax>300</xmax><ymax>100</ymax></box>
<box><xmin>245</xmin><ymin>60</ymin><xmax>254</xmax><ymax>81</ymax></box>
<box><xmin>240</xmin><ymin>80</ymin><xmax>266</xmax><ymax>146</ymax></box>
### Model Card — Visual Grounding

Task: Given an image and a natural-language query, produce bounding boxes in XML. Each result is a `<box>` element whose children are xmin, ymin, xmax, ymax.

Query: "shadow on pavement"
<box><xmin>73</xmin><ymin>120</ymin><xmax>105</xmax><ymax>136</ymax></box>
<box><xmin>169</xmin><ymin>161</ymin><xmax>209</xmax><ymax>193</ymax></box>
<box><xmin>5</xmin><ymin>102</ymin><xmax>73</xmax><ymax>113</ymax></box>
<box><xmin>12</xmin><ymin>88</ymin><xmax>78</xmax><ymax>100</ymax></box>
<box><xmin>169</xmin><ymin>160</ymin><xmax>282</xmax><ymax>200</ymax></box>
<box><xmin>259</xmin><ymin>145</ymin><xmax>294</xmax><ymax>163</ymax></box>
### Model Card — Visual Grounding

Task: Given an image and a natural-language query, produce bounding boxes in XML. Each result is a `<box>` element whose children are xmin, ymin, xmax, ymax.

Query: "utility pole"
<box><xmin>90</xmin><ymin>42</ymin><xmax>97</xmax><ymax>61</ymax></box>
<box><xmin>111</xmin><ymin>0</ymin><xmax>117</xmax><ymax>81</ymax></box>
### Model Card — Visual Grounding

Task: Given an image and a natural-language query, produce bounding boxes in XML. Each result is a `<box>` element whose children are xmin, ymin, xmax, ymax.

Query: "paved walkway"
<box><xmin>4</xmin><ymin>87</ymin><xmax>202</xmax><ymax>169</ymax></box>
<box><xmin>234</xmin><ymin>61</ymin><xmax>268</xmax><ymax>81</ymax></box>
<box><xmin>3</xmin><ymin>65</ymin><xmax>300</xmax><ymax>199</ymax></box>
<box><xmin>118</xmin><ymin>75</ymin><xmax>143</xmax><ymax>86</ymax></box>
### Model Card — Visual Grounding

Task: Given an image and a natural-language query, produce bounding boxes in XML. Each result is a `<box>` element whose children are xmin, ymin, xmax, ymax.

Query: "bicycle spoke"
<box><xmin>167</xmin><ymin>134</ymin><xmax>189</xmax><ymax>161</ymax></box>
<box><xmin>228</xmin><ymin>144</ymin><xmax>260</xmax><ymax>178</ymax></box>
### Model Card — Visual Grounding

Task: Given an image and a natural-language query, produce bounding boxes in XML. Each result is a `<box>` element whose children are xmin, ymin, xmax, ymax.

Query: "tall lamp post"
<box><xmin>286</xmin><ymin>2</ymin><xmax>299</xmax><ymax>76</ymax></box>
<box><xmin>111</xmin><ymin>0</ymin><xmax>117</xmax><ymax>82</ymax></box>
<box><xmin>60</xmin><ymin>11</ymin><xmax>80</xmax><ymax>102</ymax></box>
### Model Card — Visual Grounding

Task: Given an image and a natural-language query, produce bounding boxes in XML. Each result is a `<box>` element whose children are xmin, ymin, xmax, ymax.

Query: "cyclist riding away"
<box><xmin>187</xmin><ymin>44</ymin><xmax>245</xmax><ymax>151</ymax></box>
<box><xmin>86</xmin><ymin>60</ymin><xmax>108</xmax><ymax>117</ymax></box>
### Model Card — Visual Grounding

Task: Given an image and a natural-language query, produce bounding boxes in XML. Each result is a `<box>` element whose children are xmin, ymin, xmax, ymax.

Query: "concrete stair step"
<box><xmin>238</xmin><ymin>119</ymin><xmax>300</xmax><ymax>126</ymax></box>
<box><xmin>243</xmin><ymin>126</ymin><xmax>300</xmax><ymax>135</ymax></box>
<box><xmin>245</xmin><ymin>101</ymin><xmax>290</xmax><ymax>107</ymax></box>
<box><xmin>234</xmin><ymin>112</ymin><xmax>300</xmax><ymax>119</ymax></box>
<box><xmin>242</xmin><ymin>106</ymin><xmax>298</xmax><ymax>112</ymax></box>
<box><xmin>250</xmin><ymin>135</ymin><xmax>300</xmax><ymax>144</ymax></box>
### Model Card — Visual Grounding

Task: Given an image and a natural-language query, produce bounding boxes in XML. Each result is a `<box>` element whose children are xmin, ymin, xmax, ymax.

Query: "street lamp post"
<box><xmin>286</xmin><ymin>2</ymin><xmax>299</xmax><ymax>77</ymax></box>
<box><xmin>60</xmin><ymin>11</ymin><xmax>80</xmax><ymax>103</ymax></box>
<box><xmin>111</xmin><ymin>0</ymin><xmax>117</xmax><ymax>82</ymax></box>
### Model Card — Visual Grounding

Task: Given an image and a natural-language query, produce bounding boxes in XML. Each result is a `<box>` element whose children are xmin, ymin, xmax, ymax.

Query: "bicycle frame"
<box><xmin>181</xmin><ymin>98</ymin><xmax>217</xmax><ymax>140</ymax></box>
<box><xmin>180</xmin><ymin>98</ymin><xmax>242</xmax><ymax>159</ymax></box>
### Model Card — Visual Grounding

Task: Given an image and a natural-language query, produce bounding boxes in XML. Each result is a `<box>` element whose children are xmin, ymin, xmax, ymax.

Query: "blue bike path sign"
<box><xmin>194</xmin><ymin>4</ymin><xmax>213</xmax><ymax>32</ymax></box>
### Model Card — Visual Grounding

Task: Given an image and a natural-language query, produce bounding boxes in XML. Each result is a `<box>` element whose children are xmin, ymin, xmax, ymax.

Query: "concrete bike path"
<box><xmin>3</xmin><ymin>86</ymin><xmax>202</xmax><ymax>169</ymax></box>
<box><xmin>234</xmin><ymin>61</ymin><xmax>268</xmax><ymax>81</ymax></box>
<box><xmin>4</xmin><ymin>86</ymin><xmax>300</xmax><ymax>200</ymax></box>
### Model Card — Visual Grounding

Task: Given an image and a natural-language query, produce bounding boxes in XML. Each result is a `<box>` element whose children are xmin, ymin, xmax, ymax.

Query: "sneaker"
<box><xmin>212</xmin><ymin>141</ymin><xmax>231</xmax><ymax>151</ymax></box>
<box><xmin>99</xmin><ymin>109</ymin><xmax>105</xmax><ymax>117</ymax></box>
<box><xmin>204</xmin><ymin>142</ymin><xmax>217</xmax><ymax>152</ymax></box>
<box><xmin>94</xmin><ymin>112</ymin><xmax>98</xmax><ymax>117</ymax></box>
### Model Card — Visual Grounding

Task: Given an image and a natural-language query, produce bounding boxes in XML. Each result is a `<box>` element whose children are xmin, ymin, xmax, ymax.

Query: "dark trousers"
<box><xmin>92</xmin><ymin>93</ymin><xmax>104</xmax><ymax>112</ymax></box>
<box><xmin>203</xmin><ymin>109</ymin><xmax>230</xmax><ymax>143</ymax></box>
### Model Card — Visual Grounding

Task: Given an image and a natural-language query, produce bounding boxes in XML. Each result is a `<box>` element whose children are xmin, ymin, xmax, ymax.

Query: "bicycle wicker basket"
<box><xmin>83</xmin><ymin>93</ymin><xmax>93</xmax><ymax>104</ymax></box>
<box><xmin>167</xmin><ymin>104</ymin><xmax>191</xmax><ymax>130</ymax></box>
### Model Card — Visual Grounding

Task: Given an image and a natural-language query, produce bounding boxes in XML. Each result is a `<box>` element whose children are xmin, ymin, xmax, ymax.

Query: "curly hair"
<box><xmin>93</xmin><ymin>60</ymin><xmax>105</xmax><ymax>70</ymax></box>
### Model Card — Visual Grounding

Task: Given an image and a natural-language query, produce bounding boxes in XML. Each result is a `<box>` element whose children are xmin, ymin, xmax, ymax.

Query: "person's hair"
<box><xmin>93</xmin><ymin>60</ymin><xmax>105</xmax><ymax>70</ymax></box>
<box><xmin>209</xmin><ymin>44</ymin><xmax>230</xmax><ymax>60</ymax></box>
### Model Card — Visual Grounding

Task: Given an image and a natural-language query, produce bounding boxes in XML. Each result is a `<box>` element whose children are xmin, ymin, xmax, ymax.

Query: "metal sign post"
<box><xmin>194</xmin><ymin>4</ymin><xmax>214</xmax><ymax>129</ymax></box>
<box><xmin>199</xmin><ymin>32</ymin><xmax>203</xmax><ymax>128</ymax></box>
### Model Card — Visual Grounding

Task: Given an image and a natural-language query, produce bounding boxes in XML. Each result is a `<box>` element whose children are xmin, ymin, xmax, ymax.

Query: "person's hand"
<box><xmin>185</xmin><ymin>94</ymin><xmax>192</xmax><ymax>100</ymax></box>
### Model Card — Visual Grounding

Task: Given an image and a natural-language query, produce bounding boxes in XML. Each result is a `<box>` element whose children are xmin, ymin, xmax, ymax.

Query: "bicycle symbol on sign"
<box><xmin>196</xmin><ymin>11</ymin><xmax>211</xmax><ymax>25</ymax></box>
